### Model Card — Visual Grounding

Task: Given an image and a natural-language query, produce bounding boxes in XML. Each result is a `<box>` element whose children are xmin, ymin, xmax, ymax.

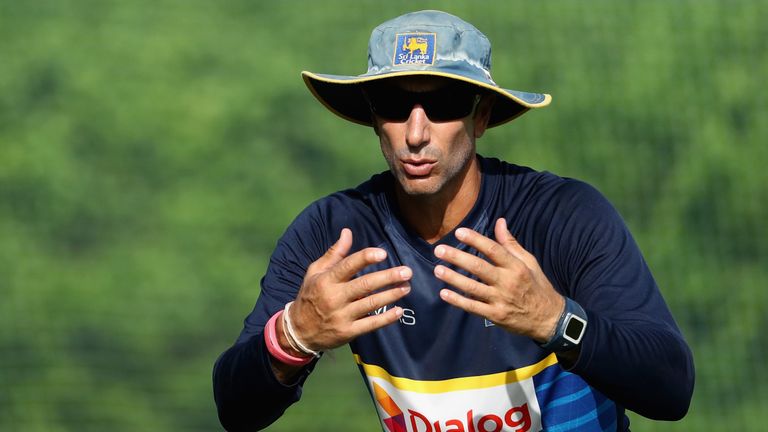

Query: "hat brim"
<box><xmin>302</xmin><ymin>70</ymin><xmax>551</xmax><ymax>128</ymax></box>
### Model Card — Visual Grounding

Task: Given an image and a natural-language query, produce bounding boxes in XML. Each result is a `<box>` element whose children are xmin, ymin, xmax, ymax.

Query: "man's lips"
<box><xmin>401</xmin><ymin>159</ymin><xmax>436</xmax><ymax>177</ymax></box>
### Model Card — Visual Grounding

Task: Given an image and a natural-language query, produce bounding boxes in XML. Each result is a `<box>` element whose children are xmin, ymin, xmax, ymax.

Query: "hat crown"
<box><xmin>366</xmin><ymin>10</ymin><xmax>494</xmax><ymax>83</ymax></box>
<box><xmin>300</xmin><ymin>9</ymin><xmax>550</xmax><ymax>129</ymax></box>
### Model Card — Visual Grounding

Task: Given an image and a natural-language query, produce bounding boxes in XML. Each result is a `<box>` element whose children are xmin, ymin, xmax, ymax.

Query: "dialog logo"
<box><xmin>374</xmin><ymin>382</ymin><xmax>406</xmax><ymax>432</ymax></box>
<box><xmin>373</xmin><ymin>381</ymin><xmax>535</xmax><ymax>432</ymax></box>
<box><xmin>394</xmin><ymin>33</ymin><xmax>436</xmax><ymax>66</ymax></box>
<box><xmin>406</xmin><ymin>405</ymin><xmax>532</xmax><ymax>432</ymax></box>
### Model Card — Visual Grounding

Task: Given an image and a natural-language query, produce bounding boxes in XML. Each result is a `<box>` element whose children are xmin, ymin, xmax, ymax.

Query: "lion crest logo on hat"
<box><xmin>393</xmin><ymin>33</ymin><xmax>436</xmax><ymax>66</ymax></box>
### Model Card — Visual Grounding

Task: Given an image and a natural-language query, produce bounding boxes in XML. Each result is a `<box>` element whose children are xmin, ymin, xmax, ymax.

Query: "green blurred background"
<box><xmin>1</xmin><ymin>0</ymin><xmax>766</xmax><ymax>430</ymax></box>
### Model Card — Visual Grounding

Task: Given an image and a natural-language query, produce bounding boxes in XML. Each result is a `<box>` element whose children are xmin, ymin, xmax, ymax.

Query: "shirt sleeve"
<box><xmin>212</xmin><ymin>202</ymin><xmax>330</xmax><ymax>431</ymax></box>
<box><xmin>552</xmin><ymin>181</ymin><xmax>695</xmax><ymax>420</ymax></box>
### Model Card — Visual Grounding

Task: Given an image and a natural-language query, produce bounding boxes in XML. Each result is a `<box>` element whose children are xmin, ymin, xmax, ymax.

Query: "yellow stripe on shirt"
<box><xmin>352</xmin><ymin>353</ymin><xmax>558</xmax><ymax>394</ymax></box>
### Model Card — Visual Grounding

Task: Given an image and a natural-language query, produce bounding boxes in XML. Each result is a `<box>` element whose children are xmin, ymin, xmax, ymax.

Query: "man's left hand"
<box><xmin>434</xmin><ymin>218</ymin><xmax>565</xmax><ymax>342</ymax></box>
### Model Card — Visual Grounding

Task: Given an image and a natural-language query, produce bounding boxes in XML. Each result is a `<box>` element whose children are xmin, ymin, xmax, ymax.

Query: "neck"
<box><xmin>395</xmin><ymin>156</ymin><xmax>482</xmax><ymax>244</ymax></box>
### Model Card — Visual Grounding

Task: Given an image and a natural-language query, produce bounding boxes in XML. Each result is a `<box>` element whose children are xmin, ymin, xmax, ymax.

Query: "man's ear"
<box><xmin>473</xmin><ymin>94</ymin><xmax>495</xmax><ymax>138</ymax></box>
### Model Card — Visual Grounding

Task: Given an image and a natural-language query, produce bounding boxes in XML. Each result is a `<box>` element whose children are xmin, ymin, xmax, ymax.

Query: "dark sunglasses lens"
<box><xmin>422</xmin><ymin>89</ymin><xmax>476</xmax><ymax>121</ymax></box>
<box><xmin>370</xmin><ymin>96</ymin><xmax>413</xmax><ymax>120</ymax></box>
<box><xmin>366</xmin><ymin>84</ymin><xmax>478</xmax><ymax>121</ymax></box>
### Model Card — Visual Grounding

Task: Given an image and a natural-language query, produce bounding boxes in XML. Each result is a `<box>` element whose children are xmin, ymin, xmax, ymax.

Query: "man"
<box><xmin>213</xmin><ymin>10</ymin><xmax>694</xmax><ymax>432</ymax></box>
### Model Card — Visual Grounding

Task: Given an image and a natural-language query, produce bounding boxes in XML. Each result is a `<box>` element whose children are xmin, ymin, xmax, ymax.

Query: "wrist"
<box><xmin>264</xmin><ymin>310</ymin><xmax>313</xmax><ymax>366</ymax></box>
<box><xmin>283</xmin><ymin>301</ymin><xmax>322</xmax><ymax>358</ymax></box>
<box><xmin>275</xmin><ymin>313</ymin><xmax>314</xmax><ymax>359</ymax></box>
<box><xmin>539</xmin><ymin>297</ymin><xmax>588</xmax><ymax>353</ymax></box>
<box><xmin>540</xmin><ymin>295</ymin><xmax>566</xmax><ymax>343</ymax></box>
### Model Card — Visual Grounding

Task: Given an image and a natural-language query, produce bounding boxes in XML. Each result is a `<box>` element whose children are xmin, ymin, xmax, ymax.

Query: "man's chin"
<box><xmin>397</xmin><ymin>178</ymin><xmax>442</xmax><ymax>197</ymax></box>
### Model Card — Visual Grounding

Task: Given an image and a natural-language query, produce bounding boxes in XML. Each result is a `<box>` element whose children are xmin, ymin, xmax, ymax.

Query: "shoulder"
<box><xmin>543</xmin><ymin>176</ymin><xmax>616</xmax><ymax>215</ymax></box>
<box><xmin>528</xmin><ymin>174</ymin><xmax>624</xmax><ymax>237</ymax></box>
<box><xmin>299</xmin><ymin>170</ymin><xmax>392</xmax><ymax>223</ymax></box>
<box><xmin>278</xmin><ymin>171</ymin><xmax>393</xmax><ymax>249</ymax></box>
<box><xmin>481</xmin><ymin>155</ymin><xmax>574</xmax><ymax>194</ymax></box>
<box><xmin>481</xmin><ymin>156</ymin><xmax>615</xmax><ymax>218</ymax></box>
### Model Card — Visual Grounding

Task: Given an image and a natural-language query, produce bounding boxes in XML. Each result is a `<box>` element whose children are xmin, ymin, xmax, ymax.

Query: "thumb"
<box><xmin>494</xmin><ymin>218</ymin><xmax>514</xmax><ymax>246</ymax></box>
<box><xmin>494</xmin><ymin>218</ymin><xmax>538</xmax><ymax>269</ymax></box>
<box><xmin>312</xmin><ymin>228</ymin><xmax>353</xmax><ymax>273</ymax></box>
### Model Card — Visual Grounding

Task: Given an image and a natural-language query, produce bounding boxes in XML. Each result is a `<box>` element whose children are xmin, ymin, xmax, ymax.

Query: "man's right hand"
<box><xmin>271</xmin><ymin>228</ymin><xmax>411</xmax><ymax>378</ymax></box>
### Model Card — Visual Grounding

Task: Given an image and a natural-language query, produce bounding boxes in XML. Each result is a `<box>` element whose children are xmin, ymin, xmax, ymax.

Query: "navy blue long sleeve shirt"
<box><xmin>213</xmin><ymin>156</ymin><xmax>695</xmax><ymax>431</ymax></box>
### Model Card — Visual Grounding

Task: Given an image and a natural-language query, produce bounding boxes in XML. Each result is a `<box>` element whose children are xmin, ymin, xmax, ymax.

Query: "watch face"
<box><xmin>564</xmin><ymin>316</ymin><xmax>586</xmax><ymax>341</ymax></box>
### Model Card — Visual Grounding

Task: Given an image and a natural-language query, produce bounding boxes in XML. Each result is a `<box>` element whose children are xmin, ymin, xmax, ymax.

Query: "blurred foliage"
<box><xmin>0</xmin><ymin>0</ymin><xmax>766</xmax><ymax>431</ymax></box>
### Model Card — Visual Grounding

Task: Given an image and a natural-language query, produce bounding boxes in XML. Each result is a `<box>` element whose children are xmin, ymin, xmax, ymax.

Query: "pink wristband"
<box><xmin>264</xmin><ymin>310</ymin><xmax>313</xmax><ymax>366</ymax></box>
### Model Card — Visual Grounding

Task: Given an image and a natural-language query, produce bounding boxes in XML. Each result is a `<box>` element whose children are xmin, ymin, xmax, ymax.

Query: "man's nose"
<box><xmin>405</xmin><ymin>104</ymin><xmax>430</xmax><ymax>147</ymax></box>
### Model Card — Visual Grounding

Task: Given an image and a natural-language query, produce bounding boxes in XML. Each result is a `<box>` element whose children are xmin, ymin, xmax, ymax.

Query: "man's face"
<box><xmin>367</xmin><ymin>77</ymin><xmax>491</xmax><ymax>197</ymax></box>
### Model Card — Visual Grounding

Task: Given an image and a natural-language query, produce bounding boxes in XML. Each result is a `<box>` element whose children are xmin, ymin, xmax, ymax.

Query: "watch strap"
<box><xmin>539</xmin><ymin>297</ymin><xmax>588</xmax><ymax>353</ymax></box>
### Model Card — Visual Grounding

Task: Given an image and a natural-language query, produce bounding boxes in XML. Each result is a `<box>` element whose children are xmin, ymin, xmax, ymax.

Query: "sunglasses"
<box><xmin>363</xmin><ymin>82</ymin><xmax>481</xmax><ymax>122</ymax></box>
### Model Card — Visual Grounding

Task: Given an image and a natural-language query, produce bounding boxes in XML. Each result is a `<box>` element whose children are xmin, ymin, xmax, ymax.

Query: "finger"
<box><xmin>439</xmin><ymin>288</ymin><xmax>492</xmax><ymax>320</ymax></box>
<box><xmin>493</xmin><ymin>218</ymin><xmax>541</xmax><ymax>271</ymax></box>
<box><xmin>328</xmin><ymin>247</ymin><xmax>388</xmax><ymax>283</ymax></box>
<box><xmin>347</xmin><ymin>284</ymin><xmax>411</xmax><ymax>318</ymax></box>
<box><xmin>494</xmin><ymin>218</ymin><xmax>514</xmax><ymax>247</ymax></box>
<box><xmin>434</xmin><ymin>265</ymin><xmax>494</xmax><ymax>301</ymax></box>
<box><xmin>454</xmin><ymin>227</ymin><xmax>514</xmax><ymax>268</ymax></box>
<box><xmin>311</xmin><ymin>228</ymin><xmax>354</xmax><ymax>273</ymax></box>
<box><xmin>346</xmin><ymin>266</ymin><xmax>412</xmax><ymax>300</ymax></box>
<box><xmin>434</xmin><ymin>244</ymin><xmax>498</xmax><ymax>284</ymax></box>
<box><xmin>348</xmin><ymin>306</ymin><xmax>404</xmax><ymax>337</ymax></box>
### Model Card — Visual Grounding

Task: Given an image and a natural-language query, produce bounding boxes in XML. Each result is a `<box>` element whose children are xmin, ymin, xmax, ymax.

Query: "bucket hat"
<box><xmin>302</xmin><ymin>10</ymin><xmax>551</xmax><ymax>128</ymax></box>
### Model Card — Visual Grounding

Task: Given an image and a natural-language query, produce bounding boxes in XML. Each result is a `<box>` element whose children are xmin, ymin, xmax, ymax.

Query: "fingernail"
<box><xmin>401</xmin><ymin>285</ymin><xmax>411</xmax><ymax>293</ymax></box>
<box><xmin>455</xmin><ymin>228</ymin><xmax>468</xmax><ymax>239</ymax></box>
<box><xmin>374</xmin><ymin>250</ymin><xmax>386</xmax><ymax>260</ymax></box>
<box><xmin>399</xmin><ymin>267</ymin><xmax>412</xmax><ymax>279</ymax></box>
<box><xmin>440</xmin><ymin>289</ymin><xmax>451</xmax><ymax>300</ymax></box>
<box><xmin>434</xmin><ymin>245</ymin><xmax>445</xmax><ymax>257</ymax></box>
<box><xmin>395</xmin><ymin>307</ymin><xmax>403</xmax><ymax>317</ymax></box>
<box><xmin>434</xmin><ymin>266</ymin><xmax>444</xmax><ymax>276</ymax></box>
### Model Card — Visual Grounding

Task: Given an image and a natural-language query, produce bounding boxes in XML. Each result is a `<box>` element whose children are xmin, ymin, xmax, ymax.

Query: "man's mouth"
<box><xmin>401</xmin><ymin>159</ymin><xmax>436</xmax><ymax>177</ymax></box>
